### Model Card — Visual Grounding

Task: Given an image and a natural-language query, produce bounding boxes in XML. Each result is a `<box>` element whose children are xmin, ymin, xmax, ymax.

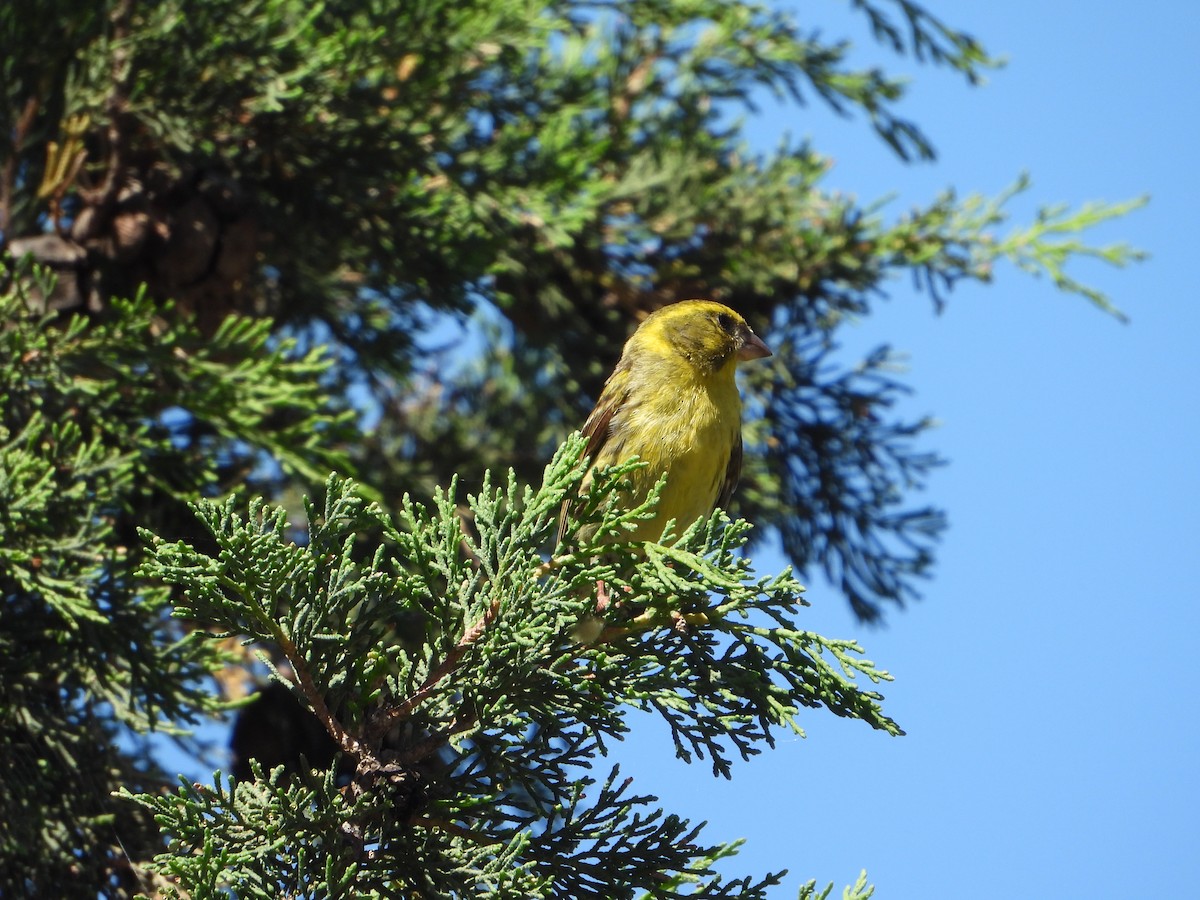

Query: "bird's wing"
<box><xmin>715</xmin><ymin>431</ymin><xmax>742</xmax><ymax>512</ymax></box>
<box><xmin>578</xmin><ymin>387</ymin><xmax>620</xmax><ymax>467</ymax></box>
<box><xmin>555</xmin><ymin>370</ymin><xmax>627</xmax><ymax>546</ymax></box>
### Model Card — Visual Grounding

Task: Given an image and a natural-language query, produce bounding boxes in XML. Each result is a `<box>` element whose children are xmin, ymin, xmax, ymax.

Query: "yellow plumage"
<box><xmin>559</xmin><ymin>300</ymin><xmax>771</xmax><ymax>545</ymax></box>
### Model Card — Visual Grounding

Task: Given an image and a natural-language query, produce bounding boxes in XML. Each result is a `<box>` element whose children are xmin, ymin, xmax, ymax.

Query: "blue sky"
<box><xmin>601</xmin><ymin>2</ymin><xmax>1200</xmax><ymax>896</ymax></box>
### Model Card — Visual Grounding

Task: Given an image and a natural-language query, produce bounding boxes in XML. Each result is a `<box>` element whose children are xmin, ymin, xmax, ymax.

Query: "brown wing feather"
<box><xmin>578</xmin><ymin>390</ymin><xmax>619</xmax><ymax>467</ymax></box>
<box><xmin>555</xmin><ymin>373</ymin><xmax>627</xmax><ymax>546</ymax></box>
<box><xmin>715</xmin><ymin>432</ymin><xmax>743</xmax><ymax>512</ymax></box>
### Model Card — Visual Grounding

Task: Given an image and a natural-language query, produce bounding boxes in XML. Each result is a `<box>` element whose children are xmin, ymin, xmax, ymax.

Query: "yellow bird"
<box><xmin>558</xmin><ymin>300</ymin><xmax>772</xmax><ymax>547</ymax></box>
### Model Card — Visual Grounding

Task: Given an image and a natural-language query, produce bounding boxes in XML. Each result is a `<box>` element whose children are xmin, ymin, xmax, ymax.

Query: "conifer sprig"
<box><xmin>135</xmin><ymin>434</ymin><xmax>899</xmax><ymax>895</ymax></box>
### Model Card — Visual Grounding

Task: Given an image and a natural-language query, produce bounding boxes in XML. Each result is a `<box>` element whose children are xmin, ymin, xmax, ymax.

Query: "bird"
<box><xmin>557</xmin><ymin>300</ymin><xmax>772</xmax><ymax>550</ymax></box>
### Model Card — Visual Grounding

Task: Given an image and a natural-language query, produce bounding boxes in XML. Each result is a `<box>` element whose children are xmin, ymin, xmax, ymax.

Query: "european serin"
<box><xmin>558</xmin><ymin>299</ymin><xmax>771</xmax><ymax>547</ymax></box>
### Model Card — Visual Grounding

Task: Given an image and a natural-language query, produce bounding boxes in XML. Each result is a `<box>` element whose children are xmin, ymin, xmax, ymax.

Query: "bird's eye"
<box><xmin>716</xmin><ymin>312</ymin><xmax>735</xmax><ymax>332</ymax></box>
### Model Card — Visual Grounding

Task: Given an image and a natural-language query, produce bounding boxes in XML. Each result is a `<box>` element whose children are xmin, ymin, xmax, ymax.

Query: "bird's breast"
<box><xmin>607</xmin><ymin>373</ymin><xmax>740</xmax><ymax>538</ymax></box>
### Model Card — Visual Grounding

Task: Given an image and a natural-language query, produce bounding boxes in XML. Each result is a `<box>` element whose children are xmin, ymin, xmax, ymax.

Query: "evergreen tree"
<box><xmin>0</xmin><ymin>0</ymin><xmax>1141</xmax><ymax>895</ymax></box>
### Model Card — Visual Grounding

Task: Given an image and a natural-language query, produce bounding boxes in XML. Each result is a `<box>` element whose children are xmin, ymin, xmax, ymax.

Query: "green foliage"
<box><xmin>0</xmin><ymin>0</ymin><xmax>1145</xmax><ymax>893</ymax></box>
<box><xmin>0</xmin><ymin>263</ymin><xmax>350</xmax><ymax>895</ymax></box>
<box><xmin>797</xmin><ymin>868</ymin><xmax>875</xmax><ymax>900</ymax></box>
<box><xmin>0</xmin><ymin>0</ymin><xmax>1144</xmax><ymax>622</ymax></box>
<box><xmin>132</xmin><ymin>436</ymin><xmax>898</xmax><ymax>896</ymax></box>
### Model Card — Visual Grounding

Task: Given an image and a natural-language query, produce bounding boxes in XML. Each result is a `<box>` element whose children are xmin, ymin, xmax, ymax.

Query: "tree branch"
<box><xmin>1</xmin><ymin>96</ymin><xmax>40</xmax><ymax>245</ymax></box>
<box><xmin>370</xmin><ymin>594</ymin><xmax>504</xmax><ymax>743</ymax></box>
<box><xmin>76</xmin><ymin>0</ymin><xmax>135</xmax><ymax>224</ymax></box>
<box><xmin>274</xmin><ymin>632</ymin><xmax>363</xmax><ymax>758</ymax></box>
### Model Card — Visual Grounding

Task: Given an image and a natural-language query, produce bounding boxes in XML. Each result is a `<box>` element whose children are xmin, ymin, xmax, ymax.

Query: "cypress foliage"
<box><xmin>131</xmin><ymin>447</ymin><xmax>899</xmax><ymax>896</ymax></box>
<box><xmin>0</xmin><ymin>0</ymin><xmax>1142</xmax><ymax>894</ymax></box>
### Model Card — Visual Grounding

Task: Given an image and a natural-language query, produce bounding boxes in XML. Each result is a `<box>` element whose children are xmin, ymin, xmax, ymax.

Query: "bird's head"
<box><xmin>632</xmin><ymin>300</ymin><xmax>772</xmax><ymax>376</ymax></box>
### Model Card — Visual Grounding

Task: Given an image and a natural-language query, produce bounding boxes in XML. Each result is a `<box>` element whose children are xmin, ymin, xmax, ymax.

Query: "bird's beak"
<box><xmin>737</xmin><ymin>329</ymin><xmax>772</xmax><ymax>361</ymax></box>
